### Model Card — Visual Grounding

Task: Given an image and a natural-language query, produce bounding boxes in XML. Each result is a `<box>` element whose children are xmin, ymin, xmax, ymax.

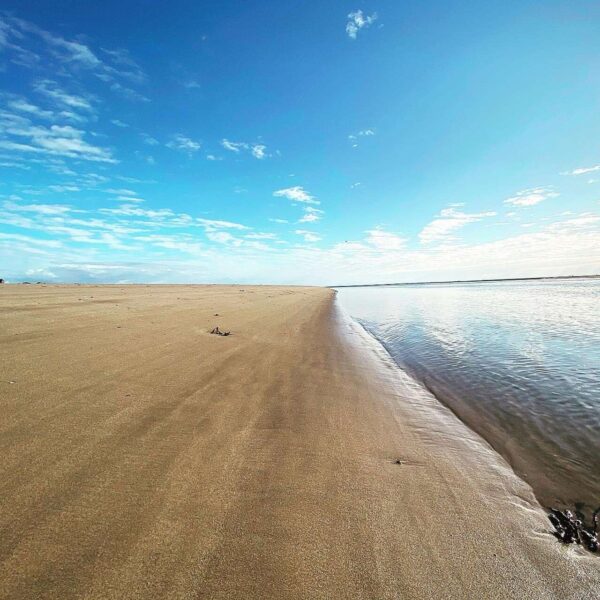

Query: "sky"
<box><xmin>0</xmin><ymin>1</ymin><xmax>599</xmax><ymax>284</ymax></box>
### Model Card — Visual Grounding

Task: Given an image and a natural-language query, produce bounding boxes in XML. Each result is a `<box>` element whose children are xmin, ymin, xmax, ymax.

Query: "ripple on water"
<box><xmin>336</xmin><ymin>279</ymin><xmax>600</xmax><ymax>518</ymax></box>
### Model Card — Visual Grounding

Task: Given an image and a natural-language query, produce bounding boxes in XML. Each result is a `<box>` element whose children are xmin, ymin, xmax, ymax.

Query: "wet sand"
<box><xmin>0</xmin><ymin>284</ymin><xmax>598</xmax><ymax>599</ymax></box>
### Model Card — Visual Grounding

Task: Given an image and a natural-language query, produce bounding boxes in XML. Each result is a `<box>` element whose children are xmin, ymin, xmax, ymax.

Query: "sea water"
<box><xmin>336</xmin><ymin>279</ymin><xmax>600</xmax><ymax>516</ymax></box>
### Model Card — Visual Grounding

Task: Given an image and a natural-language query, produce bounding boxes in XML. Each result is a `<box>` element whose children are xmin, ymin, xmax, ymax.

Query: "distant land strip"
<box><xmin>330</xmin><ymin>274</ymin><xmax>600</xmax><ymax>288</ymax></box>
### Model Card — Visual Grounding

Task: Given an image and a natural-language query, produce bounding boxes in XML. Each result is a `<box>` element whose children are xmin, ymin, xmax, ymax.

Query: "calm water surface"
<box><xmin>337</xmin><ymin>279</ymin><xmax>600</xmax><ymax>515</ymax></box>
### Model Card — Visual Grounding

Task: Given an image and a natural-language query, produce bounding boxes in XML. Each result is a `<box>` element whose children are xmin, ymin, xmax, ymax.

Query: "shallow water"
<box><xmin>336</xmin><ymin>279</ymin><xmax>600</xmax><ymax>517</ymax></box>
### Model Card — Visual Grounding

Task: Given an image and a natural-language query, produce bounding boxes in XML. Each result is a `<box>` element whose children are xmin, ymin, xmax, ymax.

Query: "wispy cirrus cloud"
<box><xmin>346</xmin><ymin>10</ymin><xmax>378</xmax><ymax>40</ymax></box>
<box><xmin>419</xmin><ymin>207</ymin><xmax>496</xmax><ymax>244</ymax></box>
<box><xmin>221</xmin><ymin>138</ymin><xmax>269</xmax><ymax>159</ymax></box>
<box><xmin>221</xmin><ymin>139</ymin><xmax>244</xmax><ymax>153</ymax></box>
<box><xmin>34</xmin><ymin>80</ymin><xmax>94</xmax><ymax>113</ymax></box>
<box><xmin>0</xmin><ymin>14</ymin><xmax>148</xmax><ymax>105</ymax></box>
<box><xmin>99</xmin><ymin>204</ymin><xmax>177</xmax><ymax>219</ymax></box>
<box><xmin>251</xmin><ymin>144</ymin><xmax>266</xmax><ymax>159</ymax></box>
<box><xmin>7</xmin><ymin>15</ymin><xmax>102</xmax><ymax>68</ymax></box>
<box><xmin>0</xmin><ymin>232</ymin><xmax>62</xmax><ymax>248</ymax></box>
<box><xmin>366</xmin><ymin>228</ymin><xmax>406</xmax><ymax>250</ymax></box>
<box><xmin>99</xmin><ymin>47</ymin><xmax>146</xmax><ymax>84</ymax></box>
<box><xmin>273</xmin><ymin>186</ymin><xmax>319</xmax><ymax>205</ymax></box>
<box><xmin>295</xmin><ymin>229</ymin><xmax>321</xmax><ymax>242</ymax></box>
<box><xmin>4</xmin><ymin>96</ymin><xmax>55</xmax><ymax>120</ymax></box>
<box><xmin>182</xmin><ymin>80</ymin><xmax>201</xmax><ymax>90</ymax></box>
<box><xmin>245</xmin><ymin>232</ymin><xmax>277</xmax><ymax>240</ymax></box>
<box><xmin>105</xmin><ymin>188</ymin><xmax>138</xmax><ymax>197</ymax></box>
<box><xmin>2</xmin><ymin>200</ymin><xmax>73</xmax><ymax>215</ymax></box>
<box><xmin>298</xmin><ymin>206</ymin><xmax>323</xmax><ymax>223</ymax></box>
<box><xmin>47</xmin><ymin>184</ymin><xmax>80</xmax><ymax>193</ymax></box>
<box><xmin>564</xmin><ymin>164</ymin><xmax>600</xmax><ymax>176</ymax></box>
<box><xmin>348</xmin><ymin>128</ymin><xmax>375</xmax><ymax>148</ymax></box>
<box><xmin>2</xmin><ymin>194</ymin><xmax>598</xmax><ymax>284</ymax></box>
<box><xmin>0</xmin><ymin>110</ymin><xmax>115</xmax><ymax>163</ymax></box>
<box><xmin>196</xmin><ymin>218</ymin><xmax>249</xmax><ymax>231</ymax></box>
<box><xmin>106</xmin><ymin>82</ymin><xmax>149</xmax><ymax>103</ymax></box>
<box><xmin>140</xmin><ymin>133</ymin><xmax>159</xmax><ymax>146</ymax></box>
<box><xmin>504</xmin><ymin>187</ymin><xmax>559</xmax><ymax>207</ymax></box>
<box><xmin>166</xmin><ymin>134</ymin><xmax>201</xmax><ymax>153</ymax></box>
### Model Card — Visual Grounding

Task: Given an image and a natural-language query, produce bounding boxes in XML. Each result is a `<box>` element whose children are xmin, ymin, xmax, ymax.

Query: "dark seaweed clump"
<box><xmin>548</xmin><ymin>507</ymin><xmax>599</xmax><ymax>552</ymax></box>
<box><xmin>210</xmin><ymin>326</ymin><xmax>230</xmax><ymax>337</ymax></box>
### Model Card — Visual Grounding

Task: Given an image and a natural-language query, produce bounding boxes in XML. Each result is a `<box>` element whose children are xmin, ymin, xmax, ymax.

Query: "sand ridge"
<box><xmin>0</xmin><ymin>284</ymin><xmax>598</xmax><ymax>599</ymax></box>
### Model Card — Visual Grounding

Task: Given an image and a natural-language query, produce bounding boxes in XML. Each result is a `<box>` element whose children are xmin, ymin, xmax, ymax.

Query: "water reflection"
<box><xmin>337</xmin><ymin>280</ymin><xmax>600</xmax><ymax>514</ymax></box>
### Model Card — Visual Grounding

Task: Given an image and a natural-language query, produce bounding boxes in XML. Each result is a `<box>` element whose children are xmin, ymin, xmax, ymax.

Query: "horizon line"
<box><xmin>330</xmin><ymin>274</ymin><xmax>600</xmax><ymax>288</ymax></box>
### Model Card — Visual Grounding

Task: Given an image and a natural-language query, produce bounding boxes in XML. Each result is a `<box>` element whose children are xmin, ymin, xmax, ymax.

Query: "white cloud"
<box><xmin>3</xmin><ymin>200</ymin><xmax>72</xmax><ymax>215</ymax></box>
<box><xmin>504</xmin><ymin>187</ymin><xmax>558</xmax><ymax>207</ymax></box>
<box><xmin>251</xmin><ymin>144</ymin><xmax>266</xmax><ymax>159</ymax></box>
<box><xmin>134</xmin><ymin>234</ymin><xmax>205</xmax><ymax>255</ymax></box>
<box><xmin>106</xmin><ymin>188</ymin><xmax>137</xmax><ymax>196</ymax></box>
<box><xmin>5</xmin><ymin>15</ymin><xmax>101</xmax><ymax>69</ymax></box>
<box><xmin>273</xmin><ymin>186</ymin><xmax>319</xmax><ymax>205</ymax></box>
<box><xmin>565</xmin><ymin>165</ymin><xmax>600</xmax><ymax>176</ymax></box>
<box><xmin>0</xmin><ymin>160</ymin><xmax>30</xmax><ymax>170</ymax></box>
<box><xmin>99</xmin><ymin>48</ymin><xmax>146</xmax><ymax>84</ymax></box>
<box><xmin>48</xmin><ymin>184</ymin><xmax>80</xmax><ymax>192</ymax></box>
<box><xmin>108</xmin><ymin>82</ymin><xmax>150</xmax><ymax>103</ymax></box>
<box><xmin>348</xmin><ymin>128</ymin><xmax>375</xmax><ymax>147</ymax></box>
<box><xmin>6</xmin><ymin>97</ymin><xmax>54</xmax><ymax>120</ymax></box>
<box><xmin>298</xmin><ymin>206</ymin><xmax>324</xmax><ymax>223</ymax></box>
<box><xmin>366</xmin><ymin>228</ymin><xmax>406</xmax><ymax>250</ymax></box>
<box><xmin>166</xmin><ymin>134</ymin><xmax>201</xmax><ymax>153</ymax></box>
<box><xmin>221</xmin><ymin>139</ymin><xmax>244</xmax><ymax>153</ymax></box>
<box><xmin>298</xmin><ymin>213</ymin><xmax>320</xmax><ymax>223</ymax></box>
<box><xmin>116</xmin><ymin>196</ymin><xmax>144</xmax><ymax>203</ymax></box>
<box><xmin>550</xmin><ymin>213</ymin><xmax>600</xmax><ymax>229</ymax></box>
<box><xmin>111</xmin><ymin>119</ymin><xmax>128</xmax><ymax>128</ymax></box>
<box><xmin>419</xmin><ymin>207</ymin><xmax>496</xmax><ymax>244</ymax></box>
<box><xmin>196</xmin><ymin>218</ymin><xmax>249</xmax><ymax>231</ymax></box>
<box><xmin>269</xmin><ymin>218</ymin><xmax>288</xmax><ymax>224</ymax></box>
<box><xmin>39</xmin><ymin>31</ymin><xmax>100</xmax><ymax>68</ymax></box>
<box><xmin>99</xmin><ymin>204</ymin><xmax>176</xmax><ymax>219</ymax></box>
<box><xmin>25</xmin><ymin>267</ymin><xmax>58</xmax><ymax>279</ymax></box>
<box><xmin>3</xmin><ymin>207</ymin><xmax>598</xmax><ymax>285</ymax></box>
<box><xmin>1</xmin><ymin>16</ymin><xmax>147</xmax><ymax>102</ymax></box>
<box><xmin>245</xmin><ymin>232</ymin><xmax>277</xmax><ymax>240</ymax></box>
<box><xmin>206</xmin><ymin>230</ymin><xmax>236</xmax><ymax>244</ymax></box>
<box><xmin>140</xmin><ymin>133</ymin><xmax>159</xmax><ymax>146</ymax></box>
<box><xmin>0</xmin><ymin>114</ymin><xmax>115</xmax><ymax>163</ymax></box>
<box><xmin>346</xmin><ymin>10</ymin><xmax>378</xmax><ymax>40</ymax></box>
<box><xmin>34</xmin><ymin>80</ymin><xmax>94</xmax><ymax>112</ymax></box>
<box><xmin>221</xmin><ymin>139</ymin><xmax>269</xmax><ymax>159</ymax></box>
<box><xmin>295</xmin><ymin>229</ymin><xmax>321</xmax><ymax>242</ymax></box>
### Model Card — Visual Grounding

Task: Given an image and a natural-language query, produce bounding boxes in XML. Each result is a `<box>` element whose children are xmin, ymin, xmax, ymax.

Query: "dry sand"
<box><xmin>0</xmin><ymin>284</ymin><xmax>598</xmax><ymax>599</ymax></box>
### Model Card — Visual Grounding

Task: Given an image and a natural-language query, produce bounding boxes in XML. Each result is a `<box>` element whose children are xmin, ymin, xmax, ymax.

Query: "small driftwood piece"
<box><xmin>210</xmin><ymin>326</ymin><xmax>230</xmax><ymax>337</ymax></box>
<box><xmin>548</xmin><ymin>508</ymin><xmax>599</xmax><ymax>552</ymax></box>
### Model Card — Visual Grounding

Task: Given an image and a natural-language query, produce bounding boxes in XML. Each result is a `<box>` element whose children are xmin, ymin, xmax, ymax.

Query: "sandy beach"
<box><xmin>0</xmin><ymin>284</ymin><xmax>598</xmax><ymax>599</ymax></box>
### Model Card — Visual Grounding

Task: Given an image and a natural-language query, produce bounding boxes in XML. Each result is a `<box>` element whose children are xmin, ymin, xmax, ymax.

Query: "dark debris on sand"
<box><xmin>210</xmin><ymin>327</ymin><xmax>230</xmax><ymax>337</ymax></box>
<box><xmin>548</xmin><ymin>507</ymin><xmax>599</xmax><ymax>552</ymax></box>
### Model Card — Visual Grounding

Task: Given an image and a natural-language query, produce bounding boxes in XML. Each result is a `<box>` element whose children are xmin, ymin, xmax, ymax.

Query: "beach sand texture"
<box><xmin>0</xmin><ymin>285</ymin><xmax>598</xmax><ymax>599</ymax></box>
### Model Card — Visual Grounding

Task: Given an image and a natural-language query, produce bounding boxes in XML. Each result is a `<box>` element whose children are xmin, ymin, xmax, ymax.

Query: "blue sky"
<box><xmin>0</xmin><ymin>1</ymin><xmax>599</xmax><ymax>284</ymax></box>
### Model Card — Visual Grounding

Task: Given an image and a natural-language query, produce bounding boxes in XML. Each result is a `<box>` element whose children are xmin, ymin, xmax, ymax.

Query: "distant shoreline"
<box><xmin>331</xmin><ymin>273</ymin><xmax>600</xmax><ymax>288</ymax></box>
